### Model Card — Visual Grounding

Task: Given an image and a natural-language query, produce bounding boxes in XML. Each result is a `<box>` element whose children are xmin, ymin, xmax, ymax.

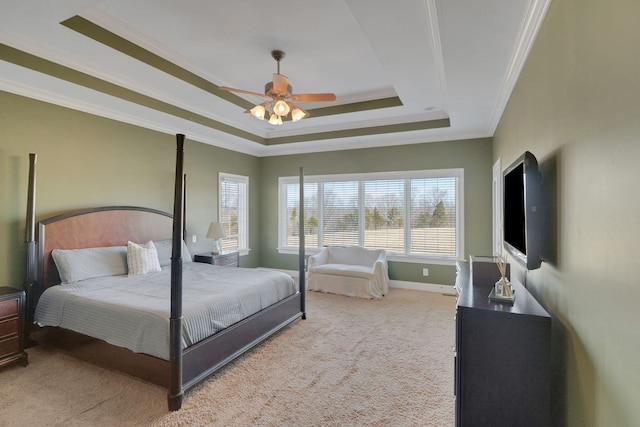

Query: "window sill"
<box><xmin>277</xmin><ymin>247</ymin><xmax>460</xmax><ymax>266</ymax></box>
<box><xmin>387</xmin><ymin>255</ymin><xmax>460</xmax><ymax>266</ymax></box>
<box><xmin>227</xmin><ymin>248</ymin><xmax>250</xmax><ymax>256</ymax></box>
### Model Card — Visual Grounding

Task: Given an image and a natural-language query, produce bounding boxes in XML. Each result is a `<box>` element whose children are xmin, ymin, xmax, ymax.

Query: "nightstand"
<box><xmin>0</xmin><ymin>287</ymin><xmax>28</xmax><ymax>369</ymax></box>
<box><xmin>194</xmin><ymin>252</ymin><xmax>240</xmax><ymax>267</ymax></box>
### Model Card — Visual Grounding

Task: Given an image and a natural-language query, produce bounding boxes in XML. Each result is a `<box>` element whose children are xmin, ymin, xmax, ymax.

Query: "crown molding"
<box><xmin>487</xmin><ymin>0</ymin><xmax>552</xmax><ymax>134</ymax></box>
<box><xmin>424</xmin><ymin>0</ymin><xmax>449</xmax><ymax>113</ymax></box>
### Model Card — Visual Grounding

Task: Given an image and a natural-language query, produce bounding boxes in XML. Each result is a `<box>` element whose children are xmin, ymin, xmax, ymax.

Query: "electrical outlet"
<box><xmin>422</xmin><ymin>268</ymin><xmax>429</xmax><ymax>276</ymax></box>
<box><xmin>192</xmin><ymin>235</ymin><xmax>197</xmax><ymax>243</ymax></box>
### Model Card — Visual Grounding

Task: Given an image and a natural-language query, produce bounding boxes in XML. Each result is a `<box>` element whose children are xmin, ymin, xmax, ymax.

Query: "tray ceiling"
<box><xmin>0</xmin><ymin>0</ymin><xmax>550</xmax><ymax>156</ymax></box>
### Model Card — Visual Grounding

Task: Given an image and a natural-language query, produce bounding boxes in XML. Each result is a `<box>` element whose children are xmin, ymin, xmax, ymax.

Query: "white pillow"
<box><xmin>127</xmin><ymin>241</ymin><xmax>162</xmax><ymax>276</ymax></box>
<box><xmin>52</xmin><ymin>246</ymin><xmax>127</xmax><ymax>283</ymax></box>
<box><xmin>154</xmin><ymin>239</ymin><xmax>193</xmax><ymax>267</ymax></box>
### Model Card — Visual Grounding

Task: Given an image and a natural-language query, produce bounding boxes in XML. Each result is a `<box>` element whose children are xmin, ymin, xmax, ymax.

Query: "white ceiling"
<box><xmin>0</xmin><ymin>0</ymin><xmax>550</xmax><ymax>156</ymax></box>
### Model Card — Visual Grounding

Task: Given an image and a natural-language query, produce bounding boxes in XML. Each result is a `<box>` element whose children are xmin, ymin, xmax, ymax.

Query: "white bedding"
<box><xmin>34</xmin><ymin>262</ymin><xmax>296</xmax><ymax>360</ymax></box>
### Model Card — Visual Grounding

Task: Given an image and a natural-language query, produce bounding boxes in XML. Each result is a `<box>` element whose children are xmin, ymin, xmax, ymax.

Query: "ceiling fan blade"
<box><xmin>219</xmin><ymin>86</ymin><xmax>270</xmax><ymax>98</ymax></box>
<box><xmin>272</xmin><ymin>74</ymin><xmax>289</xmax><ymax>95</ymax></box>
<box><xmin>289</xmin><ymin>93</ymin><xmax>337</xmax><ymax>102</ymax></box>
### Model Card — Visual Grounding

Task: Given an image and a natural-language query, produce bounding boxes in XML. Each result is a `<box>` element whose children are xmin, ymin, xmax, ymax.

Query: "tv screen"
<box><xmin>503</xmin><ymin>151</ymin><xmax>542</xmax><ymax>270</ymax></box>
<box><xmin>504</xmin><ymin>163</ymin><xmax>526</xmax><ymax>254</ymax></box>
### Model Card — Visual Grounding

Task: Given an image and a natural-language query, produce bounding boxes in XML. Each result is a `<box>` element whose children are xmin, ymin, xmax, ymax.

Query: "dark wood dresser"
<box><xmin>0</xmin><ymin>286</ymin><xmax>28</xmax><ymax>369</ymax></box>
<box><xmin>454</xmin><ymin>260</ymin><xmax>550</xmax><ymax>426</ymax></box>
<box><xmin>194</xmin><ymin>251</ymin><xmax>240</xmax><ymax>267</ymax></box>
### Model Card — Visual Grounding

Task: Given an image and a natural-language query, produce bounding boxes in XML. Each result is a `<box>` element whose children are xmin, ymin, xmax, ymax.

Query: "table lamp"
<box><xmin>206</xmin><ymin>222</ymin><xmax>227</xmax><ymax>255</ymax></box>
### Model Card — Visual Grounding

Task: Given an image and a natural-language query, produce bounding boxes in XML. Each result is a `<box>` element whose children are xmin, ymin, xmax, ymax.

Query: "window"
<box><xmin>279</xmin><ymin>169</ymin><xmax>464</xmax><ymax>263</ymax></box>
<box><xmin>219</xmin><ymin>173</ymin><xmax>249</xmax><ymax>255</ymax></box>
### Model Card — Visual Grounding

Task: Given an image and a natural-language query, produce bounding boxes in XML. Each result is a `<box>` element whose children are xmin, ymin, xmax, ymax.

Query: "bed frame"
<box><xmin>24</xmin><ymin>135</ymin><xmax>307</xmax><ymax>411</ymax></box>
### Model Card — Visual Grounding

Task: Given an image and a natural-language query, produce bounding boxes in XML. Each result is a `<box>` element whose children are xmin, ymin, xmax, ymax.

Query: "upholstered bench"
<box><xmin>307</xmin><ymin>246</ymin><xmax>389</xmax><ymax>299</ymax></box>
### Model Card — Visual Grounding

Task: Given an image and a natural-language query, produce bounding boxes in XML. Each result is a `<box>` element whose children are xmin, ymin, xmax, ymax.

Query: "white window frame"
<box><xmin>219</xmin><ymin>172</ymin><xmax>250</xmax><ymax>256</ymax></box>
<box><xmin>278</xmin><ymin>169</ymin><xmax>464</xmax><ymax>265</ymax></box>
<box><xmin>492</xmin><ymin>158</ymin><xmax>502</xmax><ymax>256</ymax></box>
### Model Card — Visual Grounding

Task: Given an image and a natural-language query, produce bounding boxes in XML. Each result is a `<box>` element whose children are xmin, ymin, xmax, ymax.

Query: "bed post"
<box><xmin>24</xmin><ymin>153</ymin><xmax>37</xmax><ymax>347</ymax></box>
<box><xmin>299</xmin><ymin>167</ymin><xmax>306</xmax><ymax>319</ymax></box>
<box><xmin>183</xmin><ymin>174</ymin><xmax>187</xmax><ymax>239</ymax></box>
<box><xmin>168</xmin><ymin>134</ymin><xmax>185</xmax><ymax>411</ymax></box>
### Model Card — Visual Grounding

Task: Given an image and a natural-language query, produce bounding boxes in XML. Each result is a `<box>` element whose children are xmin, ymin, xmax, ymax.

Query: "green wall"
<box><xmin>0</xmin><ymin>88</ymin><xmax>494</xmax><ymax>289</ymax></box>
<box><xmin>259</xmin><ymin>138</ymin><xmax>494</xmax><ymax>285</ymax></box>
<box><xmin>0</xmin><ymin>91</ymin><xmax>261</xmax><ymax>288</ymax></box>
<box><xmin>493</xmin><ymin>0</ymin><xmax>640</xmax><ymax>425</ymax></box>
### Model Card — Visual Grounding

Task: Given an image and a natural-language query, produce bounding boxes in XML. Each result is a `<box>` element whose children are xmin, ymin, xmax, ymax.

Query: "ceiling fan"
<box><xmin>220</xmin><ymin>50</ymin><xmax>336</xmax><ymax>125</ymax></box>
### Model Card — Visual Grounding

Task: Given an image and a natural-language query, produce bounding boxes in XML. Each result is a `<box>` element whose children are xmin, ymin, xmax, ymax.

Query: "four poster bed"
<box><xmin>23</xmin><ymin>134</ymin><xmax>307</xmax><ymax>411</ymax></box>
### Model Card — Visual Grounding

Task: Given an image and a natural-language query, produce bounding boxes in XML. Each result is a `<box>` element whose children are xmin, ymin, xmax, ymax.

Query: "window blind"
<box><xmin>322</xmin><ymin>181</ymin><xmax>359</xmax><ymax>247</ymax></box>
<box><xmin>409</xmin><ymin>177</ymin><xmax>457</xmax><ymax>256</ymax></box>
<box><xmin>279</xmin><ymin>169</ymin><xmax>462</xmax><ymax>261</ymax></box>
<box><xmin>220</xmin><ymin>173</ymin><xmax>248</xmax><ymax>252</ymax></box>
<box><xmin>364</xmin><ymin>179</ymin><xmax>405</xmax><ymax>252</ymax></box>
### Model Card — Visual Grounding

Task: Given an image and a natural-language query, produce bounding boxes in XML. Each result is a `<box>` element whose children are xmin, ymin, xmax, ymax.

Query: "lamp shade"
<box><xmin>268</xmin><ymin>113</ymin><xmax>283</xmax><ymax>126</ymax></box>
<box><xmin>291</xmin><ymin>107</ymin><xmax>307</xmax><ymax>122</ymax></box>
<box><xmin>273</xmin><ymin>99</ymin><xmax>290</xmax><ymax>116</ymax></box>
<box><xmin>250</xmin><ymin>104</ymin><xmax>266</xmax><ymax>120</ymax></box>
<box><xmin>206</xmin><ymin>222</ymin><xmax>227</xmax><ymax>239</ymax></box>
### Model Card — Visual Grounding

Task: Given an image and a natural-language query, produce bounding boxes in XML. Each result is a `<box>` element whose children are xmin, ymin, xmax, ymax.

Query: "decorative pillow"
<box><xmin>127</xmin><ymin>241</ymin><xmax>162</xmax><ymax>276</ymax></box>
<box><xmin>52</xmin><ymin>246</ymin><xmax>127</xmax><ymax>283</ymax></box>
<box><xmin>154</xmin><ymin>239</ymin><xmax>193</xmax><ymax>267</ymax></box>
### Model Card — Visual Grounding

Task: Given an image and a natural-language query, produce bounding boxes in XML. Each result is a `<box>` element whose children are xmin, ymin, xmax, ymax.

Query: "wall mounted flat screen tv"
<box><xmin>503</xmin><ymin>151</ymin><xmax>542</xmax><ymax>270</ymax></box>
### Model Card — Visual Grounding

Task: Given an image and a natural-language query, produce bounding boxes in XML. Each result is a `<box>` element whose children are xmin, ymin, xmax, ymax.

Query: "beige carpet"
<box><xmin>0</xmin><ymin>289</ymin><xmax>456</xmax><ymax>427</ymax></box>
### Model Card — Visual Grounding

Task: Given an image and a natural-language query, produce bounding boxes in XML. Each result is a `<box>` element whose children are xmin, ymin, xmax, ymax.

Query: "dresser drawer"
<box><xmin>0</xmin><ymin>287</ymin><xmax>27</xmax><ymax>368</ymax></box>
<box><xmin>0</xmin><ymin>298</ymin><xmax>18</xmax><ymax>318</ymax></box>
<box><xmin>0</xmin><ymin>317</ymin><xmax>18</xmax><ymax>339</ymax></box>
<box><xmin>0</xmin><ymin>335</ymin><xmax>19</xmax><ymax>357</ymax></box>
<box><xmin>214</xmin><ymin>254</ymin><xmax>239</xmax><ymax>267</ymax></box>
<box><xmin>195</xmin><ymin>252</ymin><xmax>239</xmax><ymax>267</ymax></box>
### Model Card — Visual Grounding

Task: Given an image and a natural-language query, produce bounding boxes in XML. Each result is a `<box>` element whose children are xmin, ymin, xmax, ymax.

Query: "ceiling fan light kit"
<box><xmin>268</xmin><ymin>113</ymin><xmax>283</xmax><ymax>126</ymax></box>
<box><xmin>220</xmin><ymin>50</ymin><xmax>336</xmax><ymax>126</ymax></box>
<box><xmin>273</xmin><ymin>99</ymin><xmax>290</xmax><ymax>116</ymax></box>
<box><xmin>291</xmin><ymin>107</ymin><xmax>306</xmax><ymax>122</ymax></box>
<box><xmin>250</xmin><ymin>104</ymin><xmax>266</xmax><ymax>120</ymax></box>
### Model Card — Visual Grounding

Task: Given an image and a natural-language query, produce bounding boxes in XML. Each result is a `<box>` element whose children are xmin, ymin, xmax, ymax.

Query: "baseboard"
<box><xmin>258</xmin><ymin>268</ymin><xmax>456</xmax><ymax>295</ymax></box>
<box><xmin>389</xmin><ymin>280</ymin><xmax>457</xmax><ymax>295</ymax></box>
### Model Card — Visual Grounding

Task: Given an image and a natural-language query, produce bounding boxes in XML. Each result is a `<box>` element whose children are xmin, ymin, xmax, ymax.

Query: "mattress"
<box><xmin>34</xmin><ymin>262</ymin><xmax>297</xmax><ymax>360</ymax></box>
